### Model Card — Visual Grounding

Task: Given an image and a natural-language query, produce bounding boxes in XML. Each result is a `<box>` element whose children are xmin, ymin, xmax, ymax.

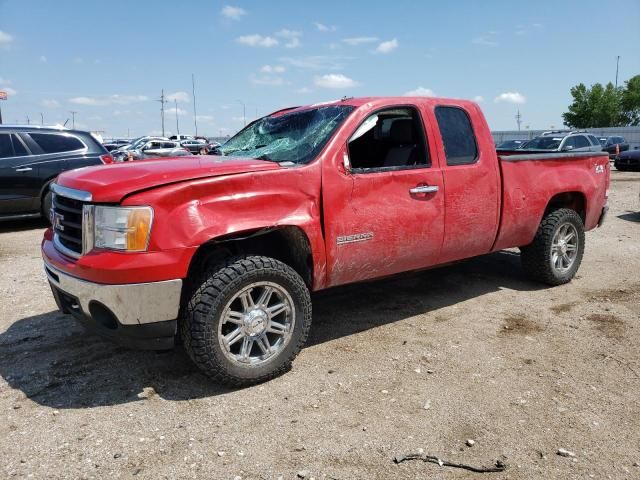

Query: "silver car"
<box><xmin>118</xmin><ymin>140</ymin><xmax>192</xmax><ymax>161</ymax></box>
<box><xmin>521</xmin><ymin>131</ymin><xmax>603</xmax><ymax>153</ymax></box>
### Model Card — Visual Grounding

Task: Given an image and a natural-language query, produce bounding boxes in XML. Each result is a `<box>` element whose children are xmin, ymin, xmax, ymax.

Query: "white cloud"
<box><xmin>221</xmin><ymin>5</ymin><xmax>247</xmax><ymax>20</ymax></box>
<box><xmin>69</xmin><ymin>95</ymin><xmax>148</xmax><ymax>106</ymax></box>
<box><xmin>314</xmin><ymin>73</ymin><xmax>358</xmax><ymax>89</ymax></box>
<box><xmin>2</xmin><ymin>87</ymin><xmax>17</xmax><ymax>96</ymax></box>
<box><xmin>250</xmin><ymin>74</ymin><xmax>285</xmax><ymax>86</ymax></box>
<box><xmin>472</xmin><ymin>33</ymin><xmax>498</xmax><ymax>47</ymax></box>
<box><xmin>281</xmin><ymin>55</ymin><xmax>346</xmax><ymax>70</ymax></box>
<box><xmin>342</xmin><ymin>36</ymin><xmax>378</xmax><ymax>46</ymax></box>
<box><xmin>237</xmin><ymin>34</ymin><xmax>279</xmax><ymax>48</ymax></box>
<box><xmin>473</xmin><ymin>95</ymin><xmax>485</xmax><ymax>103</ymax></box>
<box><xmin>0</xmin><ymin>30</ymin><xmax>13</xmax><ymax>47</ymax></box>
<box><xmin>276</xmin><ymin>29</ymin><xmax>302</xmax><ymax>48</ymax></box>
<box><xmin>375</xmin><ymin>38</ymin><xmax>398</xmax><ymax>54</ymax></box>
<box><xmin>42</xmin><ymin>99</ymin><xmax>60</xmax><ymax>108</ymax></box>
<box><xmin>195</xmin><ymin>115</ymin><xmax>214</xmax><ymax>122</ymax></box>
<box><xmin>261</xmin><ymin>65</ymin><xmax>286</xmax><ymax>73</ymax></box>
<box><xmin>314</xmin><ymin>22</ymin><xmax>336</xmax><ymax>32</ymax></box>
<box><xmin>166</xmin><ymin>91</ymin><xmax>190</xmax><ymax>103</ymax></box>
<box><xmin>39</xmin><ymin>55</ymin><xmax>47</xmax><ymax>63</ymax></box>
<box><xmin>494</xmin><ymin>92</ymin><xmax>526</xmax><ymax>104</ymax></box>
<box><xmin>404</xmin><ymin>87</ymin><xmax>435</xmax><ymax>97</ymax></box>
<box><xmin>166</xmin><ymin>106</ymin><xmax>187</xmax><ymax>116</ymax></box>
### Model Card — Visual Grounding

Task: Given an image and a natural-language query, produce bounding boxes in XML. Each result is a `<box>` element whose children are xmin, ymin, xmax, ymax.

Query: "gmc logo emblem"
<box><xmin>51</xmin><ymin>211</ymin><xmax>64</xmax><ymax>231</ymax></box>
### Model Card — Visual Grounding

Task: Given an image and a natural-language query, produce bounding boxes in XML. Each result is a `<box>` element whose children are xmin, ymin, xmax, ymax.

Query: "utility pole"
<box><xmin>192</xmin><ymin>73</ymin><xmax>198</xmax><ymax>136</ymax></box>
<box><xmin>615</xmin><ymin>55</ymin><xmax>621</xmax><ymax>88</ymax></box>
<box><xmin>515</xmin><ymin>109</ymin><xmax>522</xmax><ymax>132</ymax></box>
<box><xmin>40</xmin><ymin>112</ymin><xmax>44</xmax><ymax>125</ymax></box>
<box><xmin>175</xmin><ymin>99</ymin><xmax>180</xmax><ymax>135</ymax></box>
<box><xmin>156</xmin><ymin>89</ymin><xmax>168</xmax><ymax>137</ymax></box>
<box><xmin>69</xmin><ymin>111</ymin><xmax>77</xmax><ymax>129</ymax></box>
<box><xmin>26</xmin><ymin>115</ymin><xmax>31</xmax><ymax>125</ymax></box>
<box><xmin>237</xmin><ymin>100</ymin><xmax>246</xmax><ymax>127</ymax></box>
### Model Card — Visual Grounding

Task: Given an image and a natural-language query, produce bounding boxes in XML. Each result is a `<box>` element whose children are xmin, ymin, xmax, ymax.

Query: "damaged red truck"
<box><xmin>42</xmin><ymin>97</ymin><xmax>610</xmax><ymax>385</ymax></box>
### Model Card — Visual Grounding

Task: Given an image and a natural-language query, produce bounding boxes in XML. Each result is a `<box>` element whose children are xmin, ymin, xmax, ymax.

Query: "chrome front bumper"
<box><xmin>44</xmin><ymin>261</ymin><xmax>182</xmax><ymax>326</ymax></box>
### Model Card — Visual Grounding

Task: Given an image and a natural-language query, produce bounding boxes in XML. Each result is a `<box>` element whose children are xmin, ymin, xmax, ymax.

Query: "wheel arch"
<box><xmin>544</xmin><ymin>191</ymin><xmax>587</xmax><ymax>223</ymax></box>
<box><xmin>186</xmin><ymin>226</ymin><xmax>314</xmax><ymax>288</ymax></box>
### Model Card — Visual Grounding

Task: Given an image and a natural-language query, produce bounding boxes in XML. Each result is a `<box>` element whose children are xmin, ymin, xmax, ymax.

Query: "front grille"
<box><xmin>52</xmin><ymin>194</ymin><xmax>85</xmax><ymax>257</ymax></box>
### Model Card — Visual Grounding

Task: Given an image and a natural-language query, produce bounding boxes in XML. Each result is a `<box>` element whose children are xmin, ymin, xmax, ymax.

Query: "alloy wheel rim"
<box><xmin>550</xmin><ymin>222</ymin><xmax>579</xmax><ymax>273</ymax></box>
<box><xmin>218</xmin><ymin>281</ymin><xmax>295</xmax><ymax>366</ymax></box>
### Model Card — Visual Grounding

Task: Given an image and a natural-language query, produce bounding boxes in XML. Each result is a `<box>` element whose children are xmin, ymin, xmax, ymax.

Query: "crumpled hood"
<box><xmin>56</xmin><ymin>155</ymin><xmax>281</xmax><ymax>202</ymax></box>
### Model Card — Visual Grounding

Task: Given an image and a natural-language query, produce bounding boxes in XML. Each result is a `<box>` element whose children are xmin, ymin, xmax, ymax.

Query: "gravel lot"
<box><xmin>0</xmin><ymin>171</ymin><xmax>639</xmax><ymax>480</ymax></box>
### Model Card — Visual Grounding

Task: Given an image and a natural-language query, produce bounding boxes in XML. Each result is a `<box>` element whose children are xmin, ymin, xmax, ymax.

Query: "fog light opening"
<box><xmin>88</xmin><ymin>301</ymin><xmax>119</xmax><ymax>330</ymax></box>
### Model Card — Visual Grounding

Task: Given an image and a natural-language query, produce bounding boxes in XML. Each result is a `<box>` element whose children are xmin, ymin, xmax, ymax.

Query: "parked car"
<box><xmin>169</xmin><ymin>135</ymin><xmax>193</xmax><ymax>142</ymax></box>
<box><xmin>180</xmin><ymin>139</ymin><xmax>208</xmax><ymax>154</ymax></box>
<box><xmin>117</xmin><ymin>140</ymin><xmax>192</xmax><ymax>161</ymax></box>
<box><xmin>598</xmin><ymin>136</ymin><xmax>629</xmax><ymax>157</ymax></box>
<box><xmin>0</xmin><ymin>125</ymin><xmax>112</xmax><ymax>221</ymax></box>
<box><xmin>102</xmin><ymin>140</ymin><xmax>130</xmax><ymax>152</ymax></box>
<box><xmin>496</xmin><ymin>139</ymin><xmax>527</xmax><ymax>150</ymax></box>
<box><xmin>112</xmin><ymin>136</ymin><xmax>169</xmax><ymax>161</ymax></box>
<box><xmin>521</xmin><ymin>131</ymin><xmax>602</xmax><ymax>153</ymax></box>
<box><xmin>42</xmin><ymin>96</ymin><xmax>609</xmax><ymax>386</ymax></box>
<box><xmin>614</xmin><ymin>148</ymin><xmax>640</xmax><ymax>171</ymax></box>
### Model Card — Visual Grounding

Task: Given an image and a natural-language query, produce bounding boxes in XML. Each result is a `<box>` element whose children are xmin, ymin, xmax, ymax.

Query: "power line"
<box><xmin>192</xmin><ymin>74</ymin><xmax>198</xmax><ymax>136</ymax></box>
<box><xmin>175</xmin><ymin>99</ymin><xmax>180</xmax><ymax>135</ymax></box>
<box><xmin>156</xmin><ymin>89</ymin><xmax>168</xmax><ymax>137</ymax></box>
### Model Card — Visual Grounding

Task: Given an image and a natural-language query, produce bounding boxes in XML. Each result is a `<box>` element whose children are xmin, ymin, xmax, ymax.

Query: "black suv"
<box><xmin>0</xmin><ymin>126</ymin><xmax>111</xmax><ymax>221</ymax></box>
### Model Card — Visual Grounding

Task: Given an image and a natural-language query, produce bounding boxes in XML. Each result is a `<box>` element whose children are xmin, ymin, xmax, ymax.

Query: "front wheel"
<box><xmin>181</xmin><ymin>256</ymin><xmax>312</xmax><ymax>386</ymax></box>
<box><xmin>520</xmin><ymin>208</ymin><xmax>585</xmax><ymax>286</ymax></box>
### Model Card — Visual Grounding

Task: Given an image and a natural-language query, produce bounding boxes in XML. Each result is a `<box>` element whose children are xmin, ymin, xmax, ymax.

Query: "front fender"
<box><xmin>123</xmin><ymin>165</ymin><xmax>328</xmax><ymax>288</ymax></box>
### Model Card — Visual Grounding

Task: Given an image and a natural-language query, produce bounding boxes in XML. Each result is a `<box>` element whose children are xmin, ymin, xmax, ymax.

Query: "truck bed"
<box><xmin>492</xmin><ymin>151</ymin><xmax>610</xmax><ymax>251</ymax></box>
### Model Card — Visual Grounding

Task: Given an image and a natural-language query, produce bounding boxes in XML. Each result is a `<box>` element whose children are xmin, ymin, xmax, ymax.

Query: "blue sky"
<box><xmin>1</xmin><ymin>0</ymin><xmax>639</xmax><ymax>138</ymax></box>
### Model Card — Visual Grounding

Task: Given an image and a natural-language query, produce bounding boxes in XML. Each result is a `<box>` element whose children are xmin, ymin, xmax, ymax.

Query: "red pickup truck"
<box><xmin>42</xmin><ymin>97</ymin><xmax>610</xmax><ymax>385</ymax></box>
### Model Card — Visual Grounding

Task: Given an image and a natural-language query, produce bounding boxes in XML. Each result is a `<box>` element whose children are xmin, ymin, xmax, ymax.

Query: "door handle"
<box><xmin>409</xmin><ymin>185</ymin><xmax>438</xmax><ymax>194</ymax></box>
<box><xmin>15</xmin><ymin>167</ymin><xmax>33</xmax><ymax>172</ymax></box>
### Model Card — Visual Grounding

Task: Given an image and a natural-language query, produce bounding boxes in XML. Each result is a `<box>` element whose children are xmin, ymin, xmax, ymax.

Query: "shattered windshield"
<box><xmin>219</xmin><ymin>105</ymin><xmax>354</xmax><ymax>164</ymax></box>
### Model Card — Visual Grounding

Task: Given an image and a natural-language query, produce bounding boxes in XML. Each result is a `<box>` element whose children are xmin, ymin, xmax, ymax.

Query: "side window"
<box><xmin>574</xmin><ymin>136</ymin><xmax>589</xmax><ymax>148</ymax></box>
<box><xmin>11</xmin><ymin>135</ymin><xmax>28</xmax><ymax>156</ymax></box>
<box><xmin>348</xmin><ymin>107</ymin><xmax>429</xmax><ymax>171</ymax></box>
<box><xmin>0</xmin><ymin>134</ymin><xmax>13</xmax><ymax>158</ymax></box>
<box><xmin>563</xmin><ymin>136</ymin><xmax>577</xmax><ymax>149</ymax></box>
<box><xmin>29</xmin><ymin>133</ymin><xmax>84</xmax><ymax>154</ymax></box>
<box><xmin>435</xmin><ymin>106</ymin><xmax>478</xmax><ymax>165</ymax></box>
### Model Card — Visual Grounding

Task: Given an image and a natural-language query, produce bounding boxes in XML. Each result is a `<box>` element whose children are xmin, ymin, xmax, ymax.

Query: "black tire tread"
<box><xmin>181</xmin><ymin>255</ymin><xmax>312</xmax><ymax>387</ymax></box>
<box><xmin>520</xmin><ymin>208</ymin><xmax>585</xmax><ymax>286</ymax></box>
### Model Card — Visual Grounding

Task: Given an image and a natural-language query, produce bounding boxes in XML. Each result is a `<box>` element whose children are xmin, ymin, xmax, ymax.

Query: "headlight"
<box><xmin>93</xmin><ymin>206</ymin><xmax>153</xmax><ymax>251</ymax></box>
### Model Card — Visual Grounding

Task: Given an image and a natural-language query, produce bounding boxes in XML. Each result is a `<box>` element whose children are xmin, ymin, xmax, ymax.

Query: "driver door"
<box><xmin>321</xmin><ymin>105</ymin><xmax>445</xmax><ymax>287</ymax></box>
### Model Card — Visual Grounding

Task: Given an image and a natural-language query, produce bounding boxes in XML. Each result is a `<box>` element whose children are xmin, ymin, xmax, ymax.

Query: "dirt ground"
<box><xmin>0</xmin><ymin>171</ymin><xmax>639</xmax><ymax>480</ymax></box>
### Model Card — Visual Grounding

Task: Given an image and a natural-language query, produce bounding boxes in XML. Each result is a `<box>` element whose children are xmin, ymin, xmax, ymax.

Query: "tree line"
<box><xmin>562</xmin><ymin>75</ymin><xmax>640</xmax><ymax>128</ymax></box>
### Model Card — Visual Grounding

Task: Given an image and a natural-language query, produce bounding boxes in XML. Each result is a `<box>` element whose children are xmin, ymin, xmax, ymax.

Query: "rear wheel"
<box><xmin>181</xmin><ymin>256</ymin><xmax>312</xmax><ymax>386</ymax></box>
<box><xmin>520</xmin><ymin>208</ymin><xmax>585</xmax><ymax>286</ymax></box>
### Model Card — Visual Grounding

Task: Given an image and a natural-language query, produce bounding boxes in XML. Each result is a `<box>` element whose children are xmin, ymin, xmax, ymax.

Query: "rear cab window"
<box><xmin>28</xmin><ymin>133</ymin><xmax>85</xmax><ymax>154</ymax></box>
<box><xmin>434</xmin><ymin>106</ymin><xmax>478</xmax><ymax>165</ymax></box>
<box><xmin>0</xmin><ymin>133</ymin><xmax>12</xmax><ymax>158</ymax></box>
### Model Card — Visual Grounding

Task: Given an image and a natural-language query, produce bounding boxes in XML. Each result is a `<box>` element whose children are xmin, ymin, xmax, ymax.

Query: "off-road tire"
<box><xmin>520</xmin><ymin>208</ymin><xmax>585</xmax><ymax>286</ymax></box>
<box><xmin>181</xmin><ymin>255</ymin><xmax>312</xmax><ymax>387</ymax></box>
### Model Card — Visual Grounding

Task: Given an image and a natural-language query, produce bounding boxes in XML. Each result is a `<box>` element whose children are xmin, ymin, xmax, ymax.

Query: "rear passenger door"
<box><xmin>0</xmin><ymin>133</ymin><xmax>38</xmax><ymax>214</ymax></box>
<box><xmin>432</xmin><ymin>105</ymin><xmax>501</xmax><ymax>263</ymax></box>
